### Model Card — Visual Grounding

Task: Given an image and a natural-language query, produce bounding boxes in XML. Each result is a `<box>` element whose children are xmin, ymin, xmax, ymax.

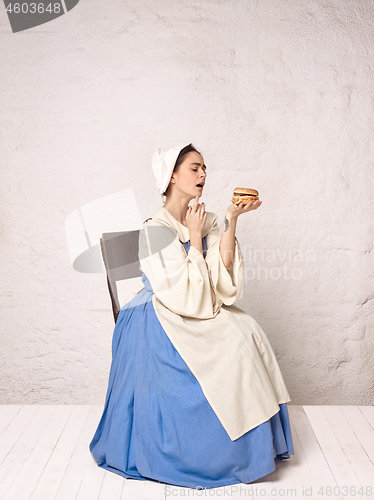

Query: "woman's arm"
<box><xmin>190</xmin><ymin>232</ymin><xmax>203</xmax><ymax>254</ymax></box>
<box><xmin>220</xmin><ymin>199</ymin><xmax>263</xmax><ymax>270</ymax></box>
<box><xmin>187</xmin><ymin>196</ymin><xmax>206</xmax><ymax>255</ymax></box>
<box><xmin>219</xmin><ymin>215</ymin><xmax>237</xmax><ymax>271</ymax></box>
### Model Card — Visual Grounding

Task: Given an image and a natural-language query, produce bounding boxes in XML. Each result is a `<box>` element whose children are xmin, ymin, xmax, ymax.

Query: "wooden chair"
<box><xmin>100</xmin><ymin>230</ymin><xmax>142</xmax><ymax>323</ymax></box>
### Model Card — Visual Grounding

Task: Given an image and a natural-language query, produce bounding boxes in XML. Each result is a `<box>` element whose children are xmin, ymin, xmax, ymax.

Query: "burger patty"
<box><xmin>233</xmin><ymin>194</ymin><xmax>258</xmax><ymax>198</ymax></box>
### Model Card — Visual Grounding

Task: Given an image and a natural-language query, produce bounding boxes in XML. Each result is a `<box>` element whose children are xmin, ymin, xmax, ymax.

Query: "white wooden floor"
<box><xmin>0</xmin><ymin>405</ymin><xmax>373</xmax><ymax>500</ymax></box>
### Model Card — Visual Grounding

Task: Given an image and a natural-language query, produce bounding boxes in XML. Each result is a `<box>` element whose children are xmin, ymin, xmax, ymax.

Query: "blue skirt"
<box><xmin>89</xmin><ymin>240</ymin><xmax>294</xmax><ymax>489</ymax></box>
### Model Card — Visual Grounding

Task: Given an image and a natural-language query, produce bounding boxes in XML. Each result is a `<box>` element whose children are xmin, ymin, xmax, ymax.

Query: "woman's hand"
<box><xmin>226</xmin><ymin>199</ymin><xmax>262</xmax><ymax>220</ymax></box>
<box><xmin>186</xmin><ymin>196</ymin><xmax>207</xmax><ymax>235</ymax></box>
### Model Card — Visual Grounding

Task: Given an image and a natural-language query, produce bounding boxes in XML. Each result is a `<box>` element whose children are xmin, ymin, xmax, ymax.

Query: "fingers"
<box><xmin>190</xmin><ymin>197</ymin><xmax>205</xmax><ymax>214</ymax></box>
<box><xmin>244</xmin><ymin>200</ymin><xmax>261</xmax><ymax>210</ymax></box>
<box><xmin>190</xmin><ymin>196</ymin><xmax>199</xmax><ymax>211</ymax></box>
<box><xmin>237</xmin><ymin>200</ymin><xmax>262</xmax><ymax>210</ymax></box>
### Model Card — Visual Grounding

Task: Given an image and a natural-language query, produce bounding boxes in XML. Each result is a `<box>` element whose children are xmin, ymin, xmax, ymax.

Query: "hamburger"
<box><xmin>231</xmin><ymin>187</ymin><xmax>259</xmax><ymax>205</ymax></box>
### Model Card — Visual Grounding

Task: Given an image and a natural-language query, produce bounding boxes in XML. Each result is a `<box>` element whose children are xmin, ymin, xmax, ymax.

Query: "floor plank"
<box><xmin>29</xmin><ymin>406</ymin><xmax>91</xmax><ymax>500</ymax></box>
<box><xmin>0</xmin><ymin>406</ymin><xmax>23</xmax><ymax>436</ymax></box>
<box><xmin>286</xmin><ymin>416</ymin><xmax>316</xmax><ymax>495</ymax></box>
<box><xmin>340</xmin><ymin>406</ymin><xmax>374</xmax><ymax>465</ymax></box>
<box><xmin>74</xmin><ymin>458</ymin><xmax>106</xmax><ymax>500</ymax></box>
<box><xmin>97</xmin><ymin>471</ymin><xmax>125</xmax><ymax>500</ymax></box>
<box><xmin>119</xmin><ymin>479</ymin><xmax>145</xmax><ymax>500</ymax></box>
<box><xmin>0</xmin><ymin>405</ymin><xmax>41</xmax><ymax>466</ymax></box>
<box><xmin>2</xmin><ymin>405</ymin><xmax>74</xmax><ymax>500</ymax></box>
<box><xmin>0</xmin><ymin>405</ymin><xmax>57</xmax><ymax>499</ymax></box>
<box><xmin>292</xmin><ymin>406</ymin><xmax>337</xmax><ymax>487</ymax></box>
<box><xmin>1</xmin><ymin>405</ymin><xmax>373</xmax><ymax>500</ymax></box>
<box><xmin>54</xmin><ymin>405</ymin><xmax>104</xmax><ymax>500</ymax></box>
<box><xmin>323</xmin><ymin>406</ymin><xmax>374</xmax><ymax>494</ymax></box>
<box><xmin>359</xmin><ymin>406</ymin><xmax>374</xmax><ymax>430</ymax></box>
<box><xmin>303</xmin><ymin>405</ymin><xmax>365</xmax><ymax>498</ymax></box>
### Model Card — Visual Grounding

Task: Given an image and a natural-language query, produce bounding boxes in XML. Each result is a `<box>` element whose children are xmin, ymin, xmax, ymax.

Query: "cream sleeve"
<box><xmin>205</xmin><ymin>218</ymin><xmax>244</xmax><ymax>306</ymax></box>
<box><xmin>138</xmin><ymin>220</ymin><xmax>219</xmax><ymax>319</ymax></box>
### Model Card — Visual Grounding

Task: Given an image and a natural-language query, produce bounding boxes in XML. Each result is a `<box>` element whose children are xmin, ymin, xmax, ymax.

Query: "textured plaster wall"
<box><xmin>0</xmin><ymin>0</ymin><xmax>373</xmax><ymax>405</ymax></box>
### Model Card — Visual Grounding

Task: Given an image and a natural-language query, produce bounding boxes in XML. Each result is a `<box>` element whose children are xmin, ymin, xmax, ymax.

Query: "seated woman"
<box><xmin>89</xmin><ymin>143</ymin><xmax>294</xmax><ymax>489</ymax></box>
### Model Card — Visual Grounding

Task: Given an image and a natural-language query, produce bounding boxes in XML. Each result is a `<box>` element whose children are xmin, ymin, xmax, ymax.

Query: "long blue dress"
<box><xmin>89</xmin><ymin>235</ymin><xmax>294</xmax><ymax>489</ymax></box>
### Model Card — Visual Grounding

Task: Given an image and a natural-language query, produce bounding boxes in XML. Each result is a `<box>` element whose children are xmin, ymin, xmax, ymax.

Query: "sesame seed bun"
<box><xmin>231</xmin><ymin>187</ymin><xmax>259</xmax><ymax>205</ymax></box>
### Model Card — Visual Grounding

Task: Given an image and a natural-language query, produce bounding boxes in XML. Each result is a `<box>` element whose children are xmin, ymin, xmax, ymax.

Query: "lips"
<box><xmin>196</xmin><ymin>183</ymin><xmax>205</xmax><ymax>188</ymax></box>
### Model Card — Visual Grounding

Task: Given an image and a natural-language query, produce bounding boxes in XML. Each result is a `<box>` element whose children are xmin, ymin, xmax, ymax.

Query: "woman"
<box><xmin>89</xmin><ymin>143</ymin><xmax>294</xmax><ymax>489</ymax></box>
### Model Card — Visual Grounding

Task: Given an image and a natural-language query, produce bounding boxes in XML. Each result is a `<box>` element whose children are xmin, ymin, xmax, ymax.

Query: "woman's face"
<box><xmin>169</xmin><ymin>151</ymin><xmax>207</xmax><ymax>199</ymax></box>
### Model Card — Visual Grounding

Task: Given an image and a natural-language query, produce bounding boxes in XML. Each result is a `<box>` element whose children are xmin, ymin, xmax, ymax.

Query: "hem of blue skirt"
<box><xmin>93</xmin><ymin>450</ymin><xmax>293</xmax><ymax>489</ymax></box>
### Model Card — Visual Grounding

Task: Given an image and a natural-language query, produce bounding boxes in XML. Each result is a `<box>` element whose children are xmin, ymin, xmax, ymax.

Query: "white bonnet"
<box><xmin>152</xmin><ymin>143</ymin><xmax>191</xmax><ymax>201</ymax></box>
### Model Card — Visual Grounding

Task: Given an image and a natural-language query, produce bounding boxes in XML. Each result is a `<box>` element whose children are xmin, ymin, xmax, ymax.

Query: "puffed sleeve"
<box><xmin>205</xmin><ymin>217</ymin><xmax>244</xmax><ymax>306</ymax></box>
<box><xmin>138</xmin><ymin>219</ymin><xmax>220</xmax><ymax>319</ymax></box>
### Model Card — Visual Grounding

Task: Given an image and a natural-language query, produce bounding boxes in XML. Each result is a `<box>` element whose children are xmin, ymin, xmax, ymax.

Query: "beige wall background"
<box><xmin>0</xmin><ymin>0</ymin><xmax>373</xmax><ymax>405</ymax></box>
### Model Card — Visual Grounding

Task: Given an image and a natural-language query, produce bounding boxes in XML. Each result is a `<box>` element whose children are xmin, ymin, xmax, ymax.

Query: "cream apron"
<box><xmin>136</xmin><ymin>206</ymin><xmax>291</xmax><ymax>441</ymax></box>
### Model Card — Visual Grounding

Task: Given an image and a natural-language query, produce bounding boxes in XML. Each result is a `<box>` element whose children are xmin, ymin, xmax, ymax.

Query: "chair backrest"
<box><xmin>100</xmin><ymin>230</ymin><xmax>142</xmax><ymax>323</ymax></box>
